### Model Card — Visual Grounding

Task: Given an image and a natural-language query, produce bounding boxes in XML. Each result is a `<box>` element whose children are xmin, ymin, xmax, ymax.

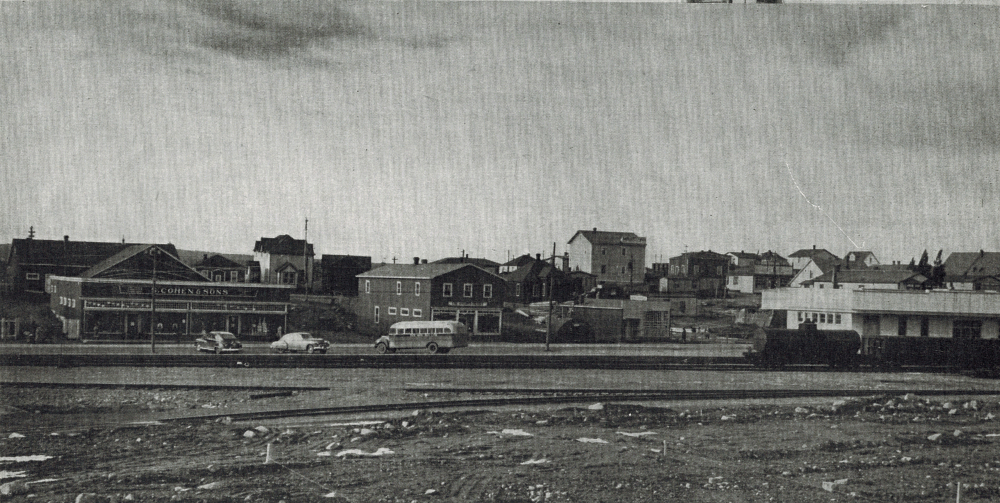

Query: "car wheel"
<box><xmin>427</xmin><ymin>342</ymin><xmax>439</xmax><ymax>354</ymax></box>
<box><xmin>306</xmin><ymin>345</ymin><xmax>315</xmax><ymax>354</ymax></box>
<box><xmin>375</xmin><ymin>342</ymin><xmax>388</xmax><ymax>354</ymax></box>
<box><xmin>214</xmin><ymin>346</ymin><xmax>221</xmax><ymax>355</ymax></box>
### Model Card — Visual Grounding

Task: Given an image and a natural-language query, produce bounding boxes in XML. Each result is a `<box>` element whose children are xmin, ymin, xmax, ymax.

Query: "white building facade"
<box><xmin>762</xmin><ymin>287</ymin><xmax>1000</xmax><ymax>339</ymax></box>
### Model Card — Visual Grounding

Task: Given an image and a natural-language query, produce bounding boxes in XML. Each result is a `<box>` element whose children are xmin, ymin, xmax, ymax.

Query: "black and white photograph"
<box><xmin>3</xmin><ymin>0</ymin><xmax>1000</xmax><ymax>501</ymax></box>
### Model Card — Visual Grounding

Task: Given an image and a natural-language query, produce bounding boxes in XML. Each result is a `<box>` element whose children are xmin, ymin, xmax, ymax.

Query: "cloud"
<box><xmin>182</xmin><ymin>0</ymin><xmax>367</xmax><ymax>57</ymax></box>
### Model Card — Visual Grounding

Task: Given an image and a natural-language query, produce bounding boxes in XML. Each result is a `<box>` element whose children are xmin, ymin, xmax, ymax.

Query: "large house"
<box><xmin>431</xmin><ymin>256</ymin><xmax>501</xmax><ymax>275</ymax></box>
<box><xmin>5</xmin><ymin>234</ymin><xmax>177</xmax><ymax>296</ymax></box>
<box><xmin>726</xmin><ymin>251</ymin><xmax>793</xmax><ymax>293</ymax></box>
<box><xmin>499</xmin><ymin>254</ymin><xmax>570</xmax><ymax>304</ymax></box>
<box><xmin>193</xmin><ymin>254</ymin><xmax>251</xmax><ymax>283</ymax></box>
<box><xmin>663</xmin><ymin>250</ymin><xmax>729</xmax><ymax>297</ymax></box>
<box><xmin>763</xmin><ymin>287</ymin><xmax>1000</xmax><ymax>339</ymax></box>
<box><xmin>253</xmin><ymin>235</ymin><xmax>314</xmax><ymax>288</ymax></box>
<box><xmin>567</xmin><ymin>229</ymin><xmax>646</xmax><ymax>288</ymax></box>
<box><xmin>787</xmin><ymin>247</ymin><xmax>840</xmax><ymax>273</ymax></box>
<box><xmin>355</xmin><ymin>260</ymin><xmax>505</xmax><ymax>336</ymax></box>
<box><xmin>942</xmin><ymin>251</ymin><xmax>1000</xmax><ymax>291</ymax></box>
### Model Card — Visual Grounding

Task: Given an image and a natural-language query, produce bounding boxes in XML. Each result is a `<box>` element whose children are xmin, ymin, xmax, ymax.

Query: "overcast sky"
<box><xmin>3</xmin><ymin>1</ymin><xmax>999</xmax><ymax>266</ymax></box>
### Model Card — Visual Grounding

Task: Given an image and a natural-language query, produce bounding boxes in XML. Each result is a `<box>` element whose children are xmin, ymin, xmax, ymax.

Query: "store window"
<box><xmin>388</xmin><ymin>307</ymin><xmax>397</xmax><ymax>315</ymax></box>
<box><xmin>443</xmin><ymin>283</ymin><xmax>453</xmax><ymax>297</ymax></box>
<box><xmin>365</xmin><ymin>280</ymin><xmax>370</xmax><ymax>294</ymax></box>
<box><xmin>26</xmin><ymin>272</ymin><xmax>39</xmax><ymax>280</ymax></box>
<box><xmin>483</xmin><ymin>284</ymin><xmax>492</xmax><ymax>298</ymax></box>
<box><xmin>400</xmin><ymin>308</ymin><xmax>409</xmax><ymax>316</ymax></box>
<box><xmin>374</xmin><ymin>306</ymin><xmax>380</xmax><ymax>324</ymax></box>
<box><xmin>463</xmin><ymin>283</ymin><xmax>473</xmax><ymax>298</ymax></box>
<box><xmin>415</xmin><ymin>282</ymin><xmax>421</xmax><ymax>296</ymax></box>
<box><xmin>413</xmin><ymin>309</ymin><xmax>422</xmax><ymax>317</ymax></box>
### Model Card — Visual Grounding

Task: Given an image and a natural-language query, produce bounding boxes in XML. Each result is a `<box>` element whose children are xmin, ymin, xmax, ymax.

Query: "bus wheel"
<box><xmin>427</xmin><ymin>342</ymin><xmax>440</xmax><ymax>354</ymax></box>
<box><xmin>375</xmin><ymin>342</ymin><xmax>388</xmax><ymax>354</ymax></box>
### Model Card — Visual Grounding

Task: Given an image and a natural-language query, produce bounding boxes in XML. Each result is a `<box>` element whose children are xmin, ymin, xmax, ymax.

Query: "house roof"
<box><xmin>358</xmin><ymin>263</ymin><xmax>503</xmax><ymax>281</ymax></box>
<box><xmin>845</xmin><ymin>251</ymin><xmax>878</xmax><ymax>264</ymax></box>
<box><xmin>759</xmin><ymin>251</ymin><xmax>791</xmax><ymax>266</ymax></box>
<box><xmin>431</xmin><ymin>257</ymin><xmax>500</xmax><ymax>269</ymax></box>
<box><xmin>195</xmin><ymin>254</ymin><xmax>245</xmax><ymax>269</ymax></box>
<box><xmin>253</xmin><ymin>235</ymin><xmax>314</xmax><ymax>256</ymax></box>
<box><xmin>788</xmin><ymin>248</ymin><xmax>839</xmax><ymax>260</ymax></box>
<box><xmin>945</xmin><ymin>251</ymin><xmax>1000</xmax><ymax>278</ymax></box>
<box><xmin>568</xmin><ymin>230</ymin><xmax>646</xmax><ymax>246</ymax></box>
<box><xmin>10</xmin><ymin>238</ymin><xmax>178</xmax><ymax>270</ymax></box>
<box><xmin>803</xmin><ymin>269</ymin><xmax>926</xmax><ymax>286</ymax></box>
<box><xmin>501</xmin><ymin>257</ymin><xmax>563</xmax><ymax>283</ymax></box>
<box><xmin>321</xmin><ymin>255</ymin><xmax>372</xmax><ymax>268</ymax></box>
<box><xmin>669</xmin><ymin>250</ymin><xmax>730</xmax><ymax>262</ymax></box>
<box><xmin>81</xmin><ymin>244</ymin><xmax>207</xmax><ymax>281</ymax></box>
<box><xmin>727</xmin><ymin>251</ymin><xmax>759</xmax><ymax>260</ymax></box>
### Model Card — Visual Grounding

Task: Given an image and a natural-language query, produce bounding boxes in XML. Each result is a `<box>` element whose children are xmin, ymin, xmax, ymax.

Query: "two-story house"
<box><xmin>355</xmin><ymin>259</ymin><xmax>505</xmax><ymax>336</ymax></box>
<box><xmin>567</xmin><ymin>229</ymin><xmax>646</xmax><ymax>288</ymax></box>
<box><xmin>499</xmin><ymin>254</ymin><xmax>571</xmax><ymax>304</ymax></box>
<box><xmin>193</xmin><ymin>254</ymin><xmax>251</xmax><ymax>283</ymax></box>
<box><xmin>663</xmin><ymin>250</ymin><xmax>729</xmax><ymax>297</ymax></box>
<box><xmin>252</xmin><ymin>235</ymin><xmax>314</xmax><ymax>289</ymax></box>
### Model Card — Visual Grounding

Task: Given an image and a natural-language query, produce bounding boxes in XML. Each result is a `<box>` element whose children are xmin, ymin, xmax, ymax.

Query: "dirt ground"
<box><xmin>3</xmin><ymin>384</ymin><xmax>1000</xmax><ymax>503</ymax></box>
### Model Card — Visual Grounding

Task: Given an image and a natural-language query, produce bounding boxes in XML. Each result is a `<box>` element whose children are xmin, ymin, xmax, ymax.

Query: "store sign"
<box><xmin>446</xmin><ymin>301</ymin><xmax>488</xmax><ymax>307</ymax></box>
<box><xmin>116</xmin><ymin>285</ymin><xmax>258</xmax><ymax>297</ymax></box>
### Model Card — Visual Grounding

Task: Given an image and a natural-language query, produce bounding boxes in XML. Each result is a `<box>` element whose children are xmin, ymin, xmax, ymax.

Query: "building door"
<box><xmin>862</xmin><ymin>315</ymin><xmax>880</xmax><ymax>337</ymax></box>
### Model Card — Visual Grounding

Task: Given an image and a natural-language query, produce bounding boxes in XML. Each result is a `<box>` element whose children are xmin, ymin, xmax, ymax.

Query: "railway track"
<box><xmin>162</xmin><ymin>388</ymin><xmax>1000</xmax><ymax>423</ymax></box>
<box><xmin>1</xmin><ymin>352</ymin><xmax>971</xmax><ymax>373</ymax></box>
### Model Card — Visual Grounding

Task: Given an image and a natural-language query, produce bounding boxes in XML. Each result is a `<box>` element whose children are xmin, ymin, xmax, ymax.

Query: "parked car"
<box><xmin>270</xmin><ymin>332</ymin><xmax>330</xmax><ymax>354</ymax></box>
<box><xmin>195</xmin><ymin>331</ymin><xmax>243</xmax><ymax>354</ymax></box>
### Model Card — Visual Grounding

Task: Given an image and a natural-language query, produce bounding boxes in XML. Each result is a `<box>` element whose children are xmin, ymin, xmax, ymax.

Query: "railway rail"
<box><xmin>0</xmin><ymin>353</ymin><xmax>970</xmax><ymax>373</ymax></box>
<box><xmin>161</xmin><ymin>388</ymin><xmax>1000</xmax><ymax>423</ymax></box>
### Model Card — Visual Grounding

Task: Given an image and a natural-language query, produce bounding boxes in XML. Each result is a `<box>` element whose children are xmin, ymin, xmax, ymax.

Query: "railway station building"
<box><xmin>355</xmin><ymin>260</ymin><xmax>505</xmax><ymax>336</ymax></box>
<box><xmin>762</xmin><ymin>287</ymin><xmax>1000</xmax><ymax>339</ymax></box>
<box><xmin>46</xmin><ymin>244</ymin><xmax>294</xmax><ymax>340</ymax></box>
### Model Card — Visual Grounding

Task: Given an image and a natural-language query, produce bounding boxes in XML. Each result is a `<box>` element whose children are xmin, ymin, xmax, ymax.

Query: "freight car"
<box><xmin>861</xmin><ymin>335</ymin><xmax>1000</xmax><ymax>372</ymax></box>
<box><xmin>746</xmin><ymin>322</ymin><xmax>861</xmax><ymax>368</ymax></box>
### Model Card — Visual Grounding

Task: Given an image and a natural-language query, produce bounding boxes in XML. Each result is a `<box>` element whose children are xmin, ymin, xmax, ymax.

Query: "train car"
<box><xmin>862</xmin><ymin>335</ymin><xmax>1000</xmax><ymax>372</ymax></box>
<box><xmin>746</xmin><ymin>322</ymin><xmax>861</xmax><ymax>368</ymax></box>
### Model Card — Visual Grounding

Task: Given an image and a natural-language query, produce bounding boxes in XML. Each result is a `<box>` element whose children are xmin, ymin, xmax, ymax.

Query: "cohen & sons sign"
<box><xmin>117</xmin><ymin>285</ymin><xmax>258</xmax><ymax>298</ymax></box>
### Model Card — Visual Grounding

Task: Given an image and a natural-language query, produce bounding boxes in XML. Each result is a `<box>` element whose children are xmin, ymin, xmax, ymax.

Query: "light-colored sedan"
<box><xmin>194</xmin><ymin>331</ymin><xmax>243</xmax><ymax>354</ymax></box>
<box><xmin>270</xmin><ymin>332</ymin><xmax>330</xmax><ymax>354</ymax></box>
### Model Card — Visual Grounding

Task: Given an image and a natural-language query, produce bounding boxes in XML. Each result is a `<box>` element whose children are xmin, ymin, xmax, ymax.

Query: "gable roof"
<box><xmin>803</xmin><ymin>269</ymin><xmax>926</xmax><ymax>286</ymax></box>
<box><xmin>670</xmin><ymin>250</ymin><xmax>729</xmax><ymax>262</ymax></box>
<box><xmin>81</xmin><ymin>244</ymin><xmax>208</xmax><ymax>281</ymax></box>
<box><xmin>358</xmin><ymin>263</ymin><xmax>503</xmax><ymax>281</ymax></box>
<box><xmin>945</xmin><ymin>251</ymin><xmax>1000</xmax><ymax>278</ymax></box>
<box><xmin>431</xmin><ymin>257</ymin><xmax>500</xmax><ymax>269</ymax></box>
<box><xmin>195</xmin><ymin>254</ymin><xmax>245</xmax><ymax>269</ymax></box>
<box><xmin>10</xmin><ymin>238</ymin><xmax>177</xmax><ymax>269</ymax></box>
<box><xmin>254</xmin><ymin>235</ymin><xmax>314</xmax><ymax>256</ymax></box>
<box><xmin>501</xmin><ymin>256</ymin><xmax>563</xmax><ymax>283</ymax></box>
<box><xmin>788</xmin><ymin>248</ymin><xmax>839</xmax><ymax>260</ymax></box>
<box><xmin>568</xmin><ymin>230</ymin><xmax>646</xmax><ymax>246</ymax></box>
<box><xmin>727</xmin><ymin>251</ymin><xmax>759</xmax><ymax>260</ymax></box>
<box><xmin>845</xmin><ymin>251</ymin><xmax>878</xmax><ymax>264</ymax></box>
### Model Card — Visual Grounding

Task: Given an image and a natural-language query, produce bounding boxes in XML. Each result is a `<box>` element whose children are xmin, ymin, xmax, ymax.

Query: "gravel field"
<box><xmin>2</xmin><ymin>367</ymin><xmax>1000</xmax><ymax>502</ymax></box>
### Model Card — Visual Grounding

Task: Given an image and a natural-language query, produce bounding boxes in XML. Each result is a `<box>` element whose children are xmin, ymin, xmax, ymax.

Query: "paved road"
<box><xmin>0</xmin><ymin>341</ymin><xmax>750</xmax><ymax>358</ymax></box>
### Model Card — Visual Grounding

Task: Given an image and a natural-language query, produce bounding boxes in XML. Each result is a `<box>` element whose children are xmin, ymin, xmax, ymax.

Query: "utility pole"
<box><xmin>303</xmin><ymin>217</ymin><xmax>309</xmax><ymax>296</ymax></box>
<box><xmin>148</xmin><ymin>246</ymin><xmax>160</xmax><ymax>353</ymax></box>
<box><xmin>546</xmin><ymin>242</ymin><xmax>555</xmax><ymax>352</ymax></box>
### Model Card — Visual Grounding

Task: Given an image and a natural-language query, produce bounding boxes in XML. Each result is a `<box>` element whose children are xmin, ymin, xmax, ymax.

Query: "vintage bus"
<box><xmin>374</xmin><ymin>320</ymin><xmax>469</xmax><ymax>354</ymax></box>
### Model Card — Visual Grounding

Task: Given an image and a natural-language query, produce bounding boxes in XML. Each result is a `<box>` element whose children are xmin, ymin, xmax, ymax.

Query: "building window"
<box><xmin>920</xmin><ymin>317</ymin><xmax>929</xmax><ymax>337</ymax></box>
<box><xmin>898</xmin><ymin>317</ymin><xmax>907</xmax><ymax>336</ymax></box>
<box><xmin>835</xmin><ymin>314</ymin><xmax>841</xmax><ymax>324</ymax></box>
<box><xmin>281</xmin><ymin>271</ymin><xmax>296</xmax><ymax>284</ymax></box>
<box><xmin>374</xmin><ymin>306</ymin><xmax>380</xmax><ymax>324</ymax></box>
<box><xmin>820</xmin><ymin>313</ymin><xmax>826</xmax><ymax>324</ymax></box>
<box><xmin>25</xmin><ymin>272</ymin><xmax>39</xmax><ymax>281</ymax></box>
<box><xmin>463</xmin><ymin>283</ymin><xmax>473</xmax><ymax>298</ymax></box>
<box><xmin>797</xmin><ymin>311</ymin><xmax>803</xmax><ymax>322</ymax></box>
<box><xmin>365</xmin><ymin>280</ymin><xmax>370</xmax><ymax>294</ymax></box>
<box><xmin>953</xmin><ymin>319</ymin><xmax>982</xmax><ymax>339</ymax></box>
<box><xmin>602</xmin><ymin>248</ymin><xmax>606</xmax><ymax>255</ymax></box>
<box><xmin>401</xmin><ymin>308</ymin><xmax>409</xmax><ymax>316</ymax></box>
<box><xmin>483</xmin><ymin>284</ymin><xmax>493</xmax><ymax>298</ymax></box>
<box><xmin>734</xmin><ymin>276</ymin><xmax>739</xmax><ymax>286</ymax></box>
<box><xmin>622</xmin><ymin>247</ymin><xmax>626</xmax><ymax>255</ymax></box>
<box><xmin>214</xmin><ymin>273</ymin><xmax>223</xmax><ymax>281</ymax></box>
<box><xmin>388</xmin><ymin>307</ymin><xmax>397</xmax><ymax>315</ymax></box>
<box><xmin>230</xmin><ymin>271</ymin><xmax>239</xmax><ymax>282</ymax></box>
<box><xmin>601</xmin><ymin>265</ymin><xmax>607</xmax><ymax>274</ymax></box>
<box><xmin>515</xmin><ymin>284</ymin><xmax>522</xmax><ymax>297</ymax></box>
<box><xmin>396</xmin><ymin>281</ymin><xmax>402</xmax><ymax>295</ymax></box>
<box><xmin>621</xmin><ymin>267</ymin><xmax>626</xmax><ymax>274</ymax></box>
<box><xmin>413</xmin><ymin>309</ymin><xmax>422</xmax><ymax>317</ymax></box>
<box><xmin>415</xmin><ymin>282</ymin><xmax>421</xmax><ymax>296</ymax></box>
<box><xmin>443</xmin><ymin>283</ymin><xmax>453</xmax><ymax>297</ymax></box>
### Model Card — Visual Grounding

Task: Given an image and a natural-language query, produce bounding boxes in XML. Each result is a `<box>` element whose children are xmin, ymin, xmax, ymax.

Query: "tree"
<box><xmin>929</xmin><ymin>249</ymin><xmax>946</xmax><ymax>288</ymax></box>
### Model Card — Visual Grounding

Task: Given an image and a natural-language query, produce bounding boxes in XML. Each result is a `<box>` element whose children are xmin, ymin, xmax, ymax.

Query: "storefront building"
<box><xmin>46</xmin><ymin>244</ymin><xmax>293</xmax><ymax>340</ymax></box>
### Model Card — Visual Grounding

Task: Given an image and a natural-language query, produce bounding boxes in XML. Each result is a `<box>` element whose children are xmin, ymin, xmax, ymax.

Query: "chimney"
<box><xmin>421</xmin><ymin>259</ymin><xmax>428</xmax><ymax>264</ymax></box>
<box><xmin>413</xmin><ymin>257</ymin><xmax>419</xmax><ymax>265</ymax></box>
<box><xmin>593</xmin><ymin>227</ymin><xmax>597</xmax><ymax>232</ymax></box>
<box><xmin>563</xmin><ymin>252</ymin><xmax>570</xmax><ymax>272</ymax></box>
<box><xmin>64</xmin><ymin>235</ymin><xmax>69</xmax><ymax>243</ymax></box>
<box><xmin>536</xmin><ymin>253</ymin><xmax>541</xmax><ymax>261</ymax></box>
<box><xmin>832</xmin><ymin>265</ymin><xmax>840</xmax><ymax>289</ymax></box>
<box><xmin>203</xmin><ymin>254</ymin><xmax>208</xmax><ymax>261</ymax></box>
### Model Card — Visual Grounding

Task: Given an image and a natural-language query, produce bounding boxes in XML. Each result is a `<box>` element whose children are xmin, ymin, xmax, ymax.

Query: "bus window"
<box><xmin>419</xmin><ymin>328</ymin><xmax>428</xmax><ymax>335</ymax></box>
<box><xmin>445</xmin><ymin>327</ymin><xmax>453</xmax><ymax>333</ymax></box>
<box><xmin>389</xmin><ymin>329</ymin><xmax>397</xmax><ymax>335</ymax></box>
